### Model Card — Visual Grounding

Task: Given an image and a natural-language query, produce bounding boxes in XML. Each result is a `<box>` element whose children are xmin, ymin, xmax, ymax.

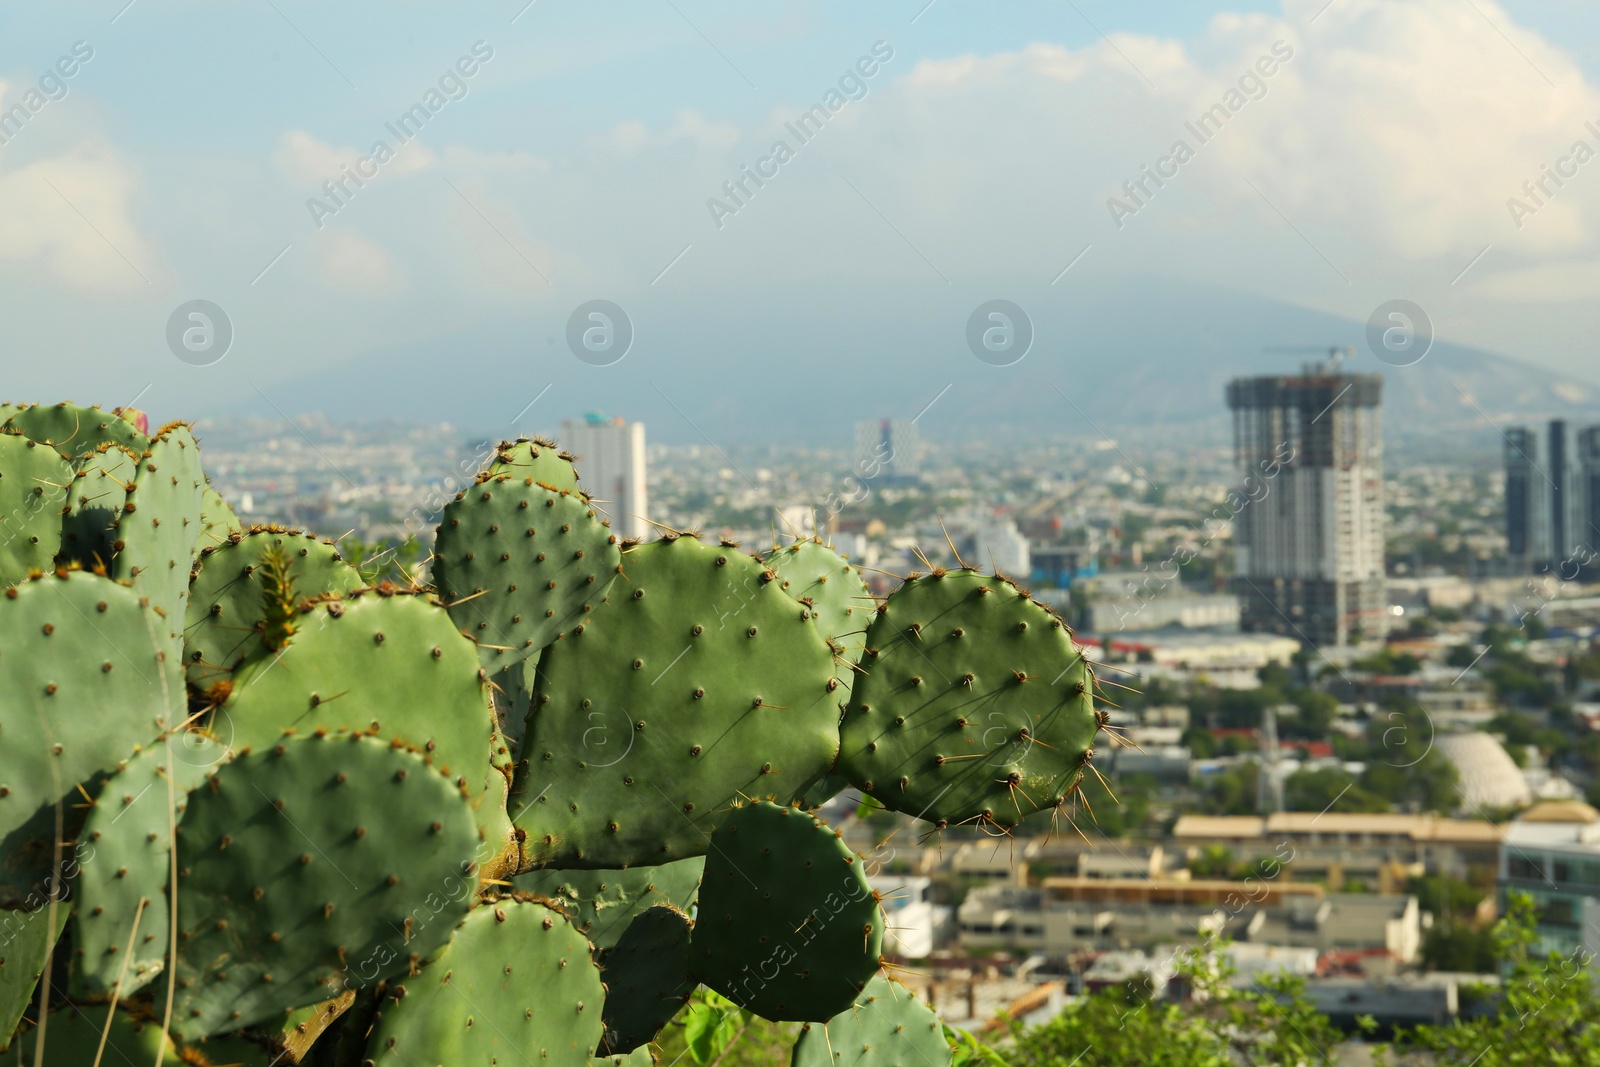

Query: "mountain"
<box><xmin>248</xmin><ymin>274</ymin><xmax>1597</xmax><ymax>454</ymax></box>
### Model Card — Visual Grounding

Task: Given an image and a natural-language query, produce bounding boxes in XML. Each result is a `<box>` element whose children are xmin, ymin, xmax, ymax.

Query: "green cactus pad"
<box><xmin>221</xmin><ymin>589</ymin><xmax>515</xmax><ymax>872</ymax></box>
<box><xmin>0</xmin><ymin>903</ymin><xmax>69</xmax><ymax>1053</ymax></box>
<box><xmin>510</xmin><ymin>536</ymin><xmax>843</xmax><ymax>869</ymax></box>
<box><xmin>244</xmin><ymin>990</ymin><xmax>356</xmax><ymax>1064</ymax></box>
<box><xmin>791</xmin><ymin>975</ymin><xmax>951</xmax><ymax>1067</ymax></box>
<box><xmin>837</xmin><ymin>570</ymin><xmax>1099</xmax><ymax>830</ymax></box>
<box><xmin>599</xmin><ymin>904</ymin><xmax>695</xmax><ymax>1054</ymax></box>
<box><xmin>0</xmin><ymin>570</ymin><xmax>178</xmax><ymax>907</ymax></box>
<box><xmin>69</xmin><ymin>731</ymin><xmax>225</xmax><ymax>999</ymax></box>
<box><xmin>58</xmin><ymin>442</ymin><xmax>139</xmax><ymax>569</ymax></box>
<box><xmin>363</xmin><ymin>899</ymin><xmax>606</xmax><ymax>1067</ymax></box>
<box><xmin>593</xmin><ymin>1050</ymin><xmax>652</xmax><ymax>1067</ymax></box>
<box><xmin>4</xmin><ymin>1007</ymin><xmax>183</xmax><ymax>1065</ymax></box>
<box><xmin>514</xmin><ymin>857</ymin><xmax>704</xmax><ymax>952</ymax></box>
<box><xmin>765</xmin><ymin>538</ymin><xmax>873</xmax><ymax>667</ymax></box>
<box><xmin>433</xmin><ymin>474</ymin><xmax>621</xmax><ymax>677</ymax></box>
<box><xmin>0</xmin><ymin>434</ymin><xmax>73</xmax><ymax>587</ymax></box>
<box><xmin>690</xmin><ymin>801</ymin><xmax>883</xmax><ymax>1022</ymax></box>
<box><xmin>182</xmin><ymin>527</ymin><xmax>362</xmax><ymax>688</ymax></box>
<box><xmin>113</xmin><ymin>424</ymin><xmax>206</xmax><ymax>653</ymax></box>
<box><xmin>484</xmin><ymin>436</ymin><xmax>581</xmax><ymax>493</ymax></box>
<box><xmin>0</xmin><ymin>401</ymin><xmax>148</xmax><ymax>459</ymax></box>
<box><xmin>168</xmin><ymin>733</ymin><xmax>481</xmax><ymax>1040</ymax></box>
<box><xmin>196</xmin><ymin>483</ymin><xmax>243</xmax><ymax>556</ymax></box>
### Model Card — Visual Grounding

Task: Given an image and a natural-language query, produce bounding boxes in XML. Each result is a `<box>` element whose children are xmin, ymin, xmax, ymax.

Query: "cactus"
<box><xmin>69</xmin><ymin>732</ymin><xmax>223</xmax><ymax>999</ymax></box>
<box><xmin>510</xmin><ymin>535</ymin><xmax>843</xmax><ymax>868</ymax></box>
<box><xmin>837</xmin><ymin>568</ymin><xmax>1099</xmax><ymax>830</ymax></box>
<box><xmin>598</xmin><ymin>903</ymin><xmax>696</xmax><ymax>1054</ymax></box>
<box><xmin>432</xmin><ymin>468</ymin><xmax>621</xmax><ymax>677</ymax></box>
<box><xmin>0</xmin><ymin>433</ymin><xmax>73</xmax><ymax>587</ymax></box>
<box><xmin>690</xmin><ymin>800</ymin><xmax>884</xmax><ymax>1022</ymax></box>
<box><xmin>0</xmin><ymin>403</ymin><xmax>1108</xmax><ymax>1067</ymax></box>
<box><xmin>0</xmin><ymin>569</ymin><xmax>179</xmax><ymax>906</ymax></box>
<box><xmin>791</xmin><ymin>975</ymin><xmax>952</xmax><ymax>1067</ymax></box>
<box><xmin>515</xmin><ymin>856</ymin><xmax>704</xmax><ymax>951</ymax></box>
<box><xmin>167</xmin><ymin>732</ymin><xmax>482</xmax><ymax>1039</ymax></box>
<box><xmin>362</xmin><ymin>898</ymin><xmax>605</xmax><ymax>1065</ymax></box>
<box><xmin>182</xmin><ymin>527</ymin><xmax>362</xmax><ymax>688</ymax></box>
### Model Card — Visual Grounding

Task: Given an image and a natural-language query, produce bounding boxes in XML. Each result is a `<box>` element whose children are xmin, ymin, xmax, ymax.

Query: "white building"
<box><xmin>973</xmin><ymin>513</ymin><xmax>1030</xmax><ymax>578</ymax></box>
<box><xmin>560</xmin><ymin>415</ymin><xmax>648</xmax><ymax>542</ymax></box>
<box><xmin>867</xmin><ymin>874</ymin><xmax>947</xmax><ymax>959</ymax></box>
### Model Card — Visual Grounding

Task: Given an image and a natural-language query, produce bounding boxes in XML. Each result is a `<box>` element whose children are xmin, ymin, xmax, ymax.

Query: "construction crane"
<box><xmin>1263</xmin><ymin>345</ymin><xmax>1355</xmax><ymax>371</ymax></box>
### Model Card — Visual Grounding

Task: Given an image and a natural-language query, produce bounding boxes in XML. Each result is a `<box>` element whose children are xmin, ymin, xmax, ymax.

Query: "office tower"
<box><xmin>561</xmin><ymin>414</ymin><xmax>648</xmax><ymax>542</ymax></box>
<box><xmin>973</xmin><ymin>513</ymin><xmax>1030</xmax><ymax>578</ymax></box>
<box><xmin>1226</xmin><ymin>367</ymin><xmax>1386</xmax><ymax>647</ymax></box>
<box><xmin>1504</xmin><ymin>420</ymin><xmax>1600</xmax><ymax>567</ymax></box>
<box><xmin>854</xmin><ymin>419</ymin><xmax>920</xmax><ymax>483</ymax></box>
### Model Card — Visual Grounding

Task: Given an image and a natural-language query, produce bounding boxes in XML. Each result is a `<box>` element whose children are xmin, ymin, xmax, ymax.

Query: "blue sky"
<box><xmin>2</xmin><ymin>0</ymin><xmax>1599</xmax><ymax>432</ymax></box>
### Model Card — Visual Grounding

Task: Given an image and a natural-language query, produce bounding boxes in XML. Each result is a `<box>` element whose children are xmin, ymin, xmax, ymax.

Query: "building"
<box><xmin>1497</xmin><ymin>801</ymin><xmax>1600</xmax><ymax>961</ymax></box>
<box><xmin>957</xmin><ymin>879</ymin><xmax>1420</xmax><ymax>965</ymax></box>
<box><xmin>973</xmin><ymin>513</ymin><xmax>1030</xmax><ymax>577</ymax></box>
<box><xmin>855</xmin><ymin>419</ymin><xmax>920</xmax><ymax>483</ymax></box>
<box><xmin>868</xmin><ymin>874</ymin><xmax>949</xmax><ymax>958</ymax></box>
<box><xmin>1226</xmin><ymin>368</ymin><xmax>1386</xmax><ymax>646</ymax></box>
<box><xmin>1504</xmin><ymin>419</ymin><xmax>1600</xmax><ymax>569</ymax></box>
<box><xmin>560</xmin><ymin>415</ymin><xmax>647</xmax><ymax>541</ymax></box>
<box><xmin>1434</xmin><ymin>732</ymin><xmax>1532</xmax><ymax>811</ymax></box>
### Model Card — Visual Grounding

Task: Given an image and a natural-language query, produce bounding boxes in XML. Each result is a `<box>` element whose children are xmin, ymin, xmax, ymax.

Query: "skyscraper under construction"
<box><xmin>1226</xmin><ymin>366</ymin><xmax>1386</xmax><ymax>647</ymax></box>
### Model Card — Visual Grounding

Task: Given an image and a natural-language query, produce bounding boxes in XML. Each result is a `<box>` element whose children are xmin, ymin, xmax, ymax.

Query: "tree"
<box><xmin>1419</xmin><ymin>924</ymin><xmax>1496</xmax><ymax>972</ymax></box>
<box><xmin>1362</xmin><ymin>748</ymin><xmax>1460</xmax><ymax>813</ymax></box>
<box><xmin>1284</xmin><ymin>767</ymin><xmax>1389</xmax><ymax>814</ymax></box>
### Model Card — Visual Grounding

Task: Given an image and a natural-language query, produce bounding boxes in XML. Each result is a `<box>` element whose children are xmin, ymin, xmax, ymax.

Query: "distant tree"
<box><xmin>1420</xmin><ymin>924</ymin><xmax>1497</xmax><ymax>972</ymax></box>
<box><xmin>1284</xmin><ymin>767</ymin><xmax>1389</xmax><ymax>814</ymax></box>
<box><xmin>1362</xmin><ymin>748</ymin><xmax>1460</xmax><ymax>813</ymax></box>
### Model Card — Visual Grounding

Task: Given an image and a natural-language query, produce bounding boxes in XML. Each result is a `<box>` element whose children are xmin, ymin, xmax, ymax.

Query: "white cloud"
<box><xmin>592</xmin><ymin>110</ymin><xmax>741</xmax><ymax>158</ymax></box>
<box><xmin>0</xmin><ymin>139</ymin><xmax>157</xmax><ymax>293</ymax></box>
<box><xmin>441</xmin><ymin>145</ymin><xmax>551</xmax><ymax>173</ymax></box>
<box><xmin>275</xmin><ymin>130</ymin><xmax>436</xmax><ymax>186</ymax></box>
<box><xmin>312</xmin><ymin>229</ymin><xmax>405</xmax><ymax>294</ymax></box>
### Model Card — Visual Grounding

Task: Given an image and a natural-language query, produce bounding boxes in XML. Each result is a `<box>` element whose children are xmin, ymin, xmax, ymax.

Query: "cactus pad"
<box><xmin>220</xmin><ymin>589</ymin><xmax>514</xmax><ymax>870</ymax></box>
<box><xmin>0</xmin><ymin>434</ymin><xmax>72</xmax><ymax>586</ymax></box>
<box><xmin>598</xmin><ymin>904</ymin><xmax>695</xmax><ymax>1054</ymax></box>
<box><xmin>690</xmin><ymin>801</ymin><xmax>883</xmax><ymax>1022</ymax></box>
<box><xmin>58</xmin><ymin>442</ymin><xmax>139</xmax><ymax>569</ymax></box>
<box><xmin>363</xmin><ymin>898</ymin><xmax>605</xmax><ymax>1066</ymax></box>
<box><xmin>433</xmin><ymin>474</ymin><xmax>620</xmax><ymax>676</ymax></box>
<box><xmin>113</xmin><ymin>424</ymin><xmax>206</xmax><ymax>653</ymax></box>
<box><xmin>485</xmin><ymin>436</ymin><xmax>581</xmax><ymax>493</ymax></box>
<box><xmin>196</xmin><ymin>483</ymin><xmax>243</xmax><ymax>555</ymax></box>
<box><xmin>70</xmin><ymin>731</ymin><xmax>225</xmax><ymax>998</ymax></box>
<box><xmin>514</xmin><ymin>856</ymin><xmax>704</xmax><ymax>952</ymax></box>
<box><xmin>0</xmin><ymin>570</ymin><xmax>178</xmax><ymax>907</ymax></box>
<box><xmin>5</xmin><ymin>1007</ymin><xmax>184</xmax><ymax>1065</ymax></box>
<box><xmin>168</xmin><ymin>733</ymin><xmax>481</xmax><ymax>1040</ymax></box>
<box><xmin>837</xmin><ymin>570</ymin><xmax>1099</xmax><ymax>829</ymax></box>
<box><xmin>510</xmin><ymin>536</ymin><xmax>843</xmax><ymax>868</ymax></box>
<box><xmin>765</xmin><ymin>538</ymin><xmax>872</xmax><ymax>666</ymax></box>
<box><xmin>0</xmin><ymin>903</ymin><xmax>69</xmax><ymax>1053</ymax></box>
<box><xmin>791</xmin><ymin>975</ymin><xmax>951</xmax><ymax>1067</ymax></box>
<box><xmin>0</xmin><ymin>401</ymin><xmax>147</xmax><ymax>459</ymax></box>
<box><xmin>182</xmin><ymin>527</ymin><xmax>361</xmax><ymax>688</ymax></box>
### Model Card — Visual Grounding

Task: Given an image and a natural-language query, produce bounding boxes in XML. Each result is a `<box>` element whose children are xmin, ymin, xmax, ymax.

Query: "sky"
<box><xmin>1</xmin><ymin>0</ymin><xmax>1598</xmax><ymax>437</ymax></box>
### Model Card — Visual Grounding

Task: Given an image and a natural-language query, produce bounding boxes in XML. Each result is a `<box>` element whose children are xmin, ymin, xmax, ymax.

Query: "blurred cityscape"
<box><xmin>194</xmin><ymin>366</ymin><xmax>1600</xmax><ymax>1041</ymax></box>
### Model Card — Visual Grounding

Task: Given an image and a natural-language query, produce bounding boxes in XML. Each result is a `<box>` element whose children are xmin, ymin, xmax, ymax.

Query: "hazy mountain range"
<box><xmin>253</xmin><ymin>275</ymin><xmax>1597</xmax><ymax>458</ymax></box>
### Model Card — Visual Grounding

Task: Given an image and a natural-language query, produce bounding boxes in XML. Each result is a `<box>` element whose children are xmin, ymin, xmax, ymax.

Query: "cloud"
<box><xmin>275</xmin><ymin>130</ymin><xmax>436</xmax><ymax>185</ymax></box>
<box><xmin>312</xmin><ymin>229</ymin><xmax>405</xmax><ymax>294</ymax></box>
<box><xmin>0</xmin><ymin>139</ymin><xmax>157</xmax><ymax>293</ymax></box>
<box><xmin>591</xmin><ymin>110</ymin><xmax>741</xmax><ymax>158</ymax></box>
<box><xmin>441</xmin><ymin>145</ymin><xmax>551</xmax><ymax>173</ymax></box>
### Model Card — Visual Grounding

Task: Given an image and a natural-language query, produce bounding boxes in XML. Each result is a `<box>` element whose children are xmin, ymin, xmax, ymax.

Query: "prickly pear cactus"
<box><xmin>485</xmin><ymin>436</ymin><xmax>581</xmax><ymax>493</ymax></box>
<box><xmin>514</xmin><ymin>856</ymin><xmax>704</xmax><ymax>951</ymax></box>
<box><xmin>837</xmin><ymin>569</ymin><xmax>1100</xmax><ymax>830</ymax></box>
<box><xmin>510</xmin><ymin>535</ymin><xmax>843</xmax><ymax>868</ymax></box>
<box><xmin>0</xmin><ymin>401</ymin><xmax>148</xmax><ymax>459</ymax></box>
<box><xmin>168</xmin><ymin>733</ymin><xmax>482</xmax><ymax>1039</ymax></box>
<box><xmin>598</xmin><ymin>903</ymin><xmax>695</xmax><ymax>1054</ymax></box>
<box><xmin>363</xmin><ymin>898</ymin><xmax>606</xmax><ymax>1066</ymax></box>
<box><xmin>5</xmin><ymin>1008</ymin><xmax>184</xmax><ymax>1066</ymax></box>
<box><xmin>433</xmin><ymin>471</ymin><xmax>621</xmax><ymax>677</ymax></box>
<box><xmin>182</xmin><ymin>527</ymin><xmax>362</xmax><ymax>688</ymax></box>
<box><xmin>0</xmin><ymin>433</ymin><xmax>73</xmax><ymax>587</ymax></box>
<box><xmin>0</xmin><ymin>569</ymin><xmax>179</xmax><ymax>906</ymax></box>
<box><xmin>0</xmin><ymin>904</ymin><xmax>69</xmax><ymax>1053</ymax></box>
<box><xmin>69</xmin><ymin>732</ymin><xmax>225</xmax><ymax>999</ymax></box>
<box><xmin>195</xmin><ymin>482</ymin><xmax>243</xmax><ymax>555</ymax></box>
<box><xmin>690</xmin><ymin>801</ymin><xmax>884</xmax><ymax>1022</ymax></box>
<box><xmin>792</xmin><ymin>975</ymin><xmax>952</xmax><ymax>1067</ymax></box>
<box><xmin>109</xmin><ymin>423</ymin><xmax>206</xmax><ymax>650</ymax></box>
<box><xmin>764</xmin><ymin>537</ymin><xmax>873</xmax><ymax>666</ymax></box>
<box><xmin>58</xmin><ymin>442</ymin><xmax>139</xmax><ymax>569</ymax></box>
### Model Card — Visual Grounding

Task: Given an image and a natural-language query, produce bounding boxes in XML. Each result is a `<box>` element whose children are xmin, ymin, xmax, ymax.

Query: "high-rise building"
<box><xmin>561</xmin><ymin>414</ymin><xmax>648</xmax><ymax>542</ymax></box>
<box><xmin>1504</xmin><ymin>420</ymin><xmax>1600</xmax><ymax>567</ymax></box>
<box><xmin>1226</xmin><ymin>367</ymin><xmax>1386</xmax><ymax>647</ymax></box>
<box><xmin>854</xmin><ymin>419</ymin><xmax>920</xmax><ymax>483</ymax></box>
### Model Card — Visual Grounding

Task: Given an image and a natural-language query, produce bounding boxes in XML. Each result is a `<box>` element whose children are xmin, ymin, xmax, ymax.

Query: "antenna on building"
<box><xmin>1264</xmin><ymin>346</ymin><xmax>1355</xmax><ymax>372</ymax></box>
